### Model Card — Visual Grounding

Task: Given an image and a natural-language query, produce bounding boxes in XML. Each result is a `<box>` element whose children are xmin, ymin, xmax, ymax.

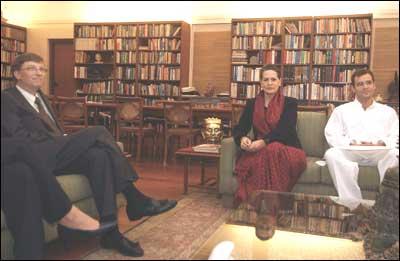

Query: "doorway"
<box><xmin>49</xmin><ymin>39</ymin><xmax>77</xmax><ymax>96</ymax></box>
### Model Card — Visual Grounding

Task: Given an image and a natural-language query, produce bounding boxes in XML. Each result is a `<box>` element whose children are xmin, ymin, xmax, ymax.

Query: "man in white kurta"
<box><xmin>324</xmin><ymin>69</ymin><xmax>399</xmax><ymax>208</ymax></box>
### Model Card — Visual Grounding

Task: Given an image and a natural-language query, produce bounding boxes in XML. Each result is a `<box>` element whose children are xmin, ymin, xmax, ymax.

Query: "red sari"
<box><xmin>235</xmin><ymin>92</ymin><xmax>306</xmax><ymax>202</ymax></box>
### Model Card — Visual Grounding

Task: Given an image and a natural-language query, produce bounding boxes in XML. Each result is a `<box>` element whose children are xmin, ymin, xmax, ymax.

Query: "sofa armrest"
<box><xmin>219</xmin><ymin>137</ymin><xmax>238</xmax><ymax>195</ymax></box>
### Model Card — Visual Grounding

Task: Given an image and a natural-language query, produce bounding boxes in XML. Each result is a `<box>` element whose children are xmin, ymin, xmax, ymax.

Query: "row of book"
<box><xmin>115</xmin><ymin>25</ymin><xmax>137</xmax><ymax>37</ymax></box>
<box><xmin>233</xmin><ymin>21</ymin><xmax>282</xmax><ymax>35</ymax></box>
<box><xmin>232</xmin><ymin>36</ymin><xmax>281</xmax><ymax>50</ymax></box>
<box><xmin>314</xmin><ymin>50</ymin><xmax>369</xmax><ymax>64</ymax></box>
<box><xmin>116</xmin><ymin>38</ymin><xmax>137</xmax><ymax>50</ymax></box>
<box><xmin>1</xmin><ymin>27</ymin><xmax>25</xmax><ymax>41</ymax></box>
<box><xmin>116</xmin><ymin>67</ymin><xmax>135</xmax><ymax>80</ymax></box>
<box><xmin>138</xmin><ymin>24</ymin><xmax>181</xmax><ymax>37</ymax></box>
<box><xmin>75</xmin><ymin>25</ymin><xmax>114</xmax><ymax>38</ymax></box>
<box><xmin>283</xmin><ymin>66</ymin><xmax>310</xmax><ymax>82</ymax></box>
<box><xmin>282</xmin><ymin>83</ymin><xmax>308</xmax><ymax>100</ymax></box>
<box><xmin>284</xmin><ymin>21</ymin><xmax>313</xmax><ymax>34</ymax></box>
<box><xmin>1</xmin><ymin>64</ymin><xmax>12</xmax><ymax>77</ymax></box>
<box><xmin>314</xmin><ymin>34</ymin><xmax>371</xmax><ymax>49</ymax></box>
<box><xmin>230</xmin><ymin>83</ymin><xmax>260</xmax><ymax>99</ymax></box>
<box><xmin>232</xmin><ymin>50</ymin><xmax>282</xmax><ymax>65</ymax></box>
<box><xmin>309</xmin><ymin>83</ymin><xmax>353</xmax><ymax>101</ymax></box>
<box><xmin>1</xmin><ymin>50</ymin><xmax>19</xmax><ymax>64</ymax></box>
<box><xmin>139</xmin><ymin>51</ymin><xmax>181</xmax><ymax>64</ymax></box>
<box><xmin>140</xmin><ymin>83</ymin><xmax>180</xmax><ymax>97</ymax></box>
<box><xmin>81</xmin><ymin>80</ymin><xmax>114</xmax><ymax>94</ymax></box>
<box><xmin>116</xmin><ymin>51</ymin><xmax>136</xmax><ymax>64</ymax></box>
<box><xmin>75</xmin><ymin>39</ymin><xmax>114</xmax><ymax>51</ymax></box>
<box><xmin>313</xmin><ymin>67</ymin><xmax>364</xmax><ymax>82</ymax></box>
<box><xmin>307</xmin><ymin>202</ymin><xmax>347</xmax><ymax>220</ymax></box>
<box><xmin>1</xmin><ymin>79</ymin><xmax>14</xmax><ymax>90</ymax></box>
<box><xmin>314</xmin><ymin>18</ymin><xmax>371</xmax><ymax>33</ymax></box>
<box><xmin>142</xmin><ymin>38</ymin><xmax>181</xmax><ymax>51</ymax></box>
<box><xmin>232</xmin><ymin>66</ymin><xmax>261</xmax><ymax>82</ymax></box>
<box><xmin>116</xmin><ymin>81</ymin><xmax>136</xmax><ymax>95</ymax></box>
<box><xmin>283</xmin><ymin>50</ymin><xmax>311</xmax><ymax>64</ymax></box>
<box><xmin>138</xmin><ymin>65</ymin><xmax>180</xmax><ymax>81</ymax></box>
<box><xmin>1</xmin><ymin>38</ymin><xmax>25</xmax><ymax>52</ymax></box>
<box><xmin>284</xmin><ymin>35</ymin><xmax>312</xmax><ymax>49</ymax></box>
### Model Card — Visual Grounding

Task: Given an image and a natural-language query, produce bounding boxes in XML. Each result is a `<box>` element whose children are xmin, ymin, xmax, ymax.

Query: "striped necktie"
<box><xmin>35</xmin><ymin>96</ymin><xmax>62</xmax><ymax>136</ymax></box>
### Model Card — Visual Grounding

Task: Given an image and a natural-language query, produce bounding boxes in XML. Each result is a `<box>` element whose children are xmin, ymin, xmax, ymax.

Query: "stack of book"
<box><xmin>192</xmin><ymin>144</ymin><xmax>221</xmax><ymax>153</ymax></box>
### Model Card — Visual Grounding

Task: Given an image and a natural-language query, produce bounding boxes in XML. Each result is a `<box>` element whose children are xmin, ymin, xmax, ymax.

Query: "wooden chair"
<box><xmin>163</xmin><ymin>101</ymin><xmax>201</xmax><ymax>166</ymax></box>
<box><xmin>56</xmin><ymin>96</ymin><xmax>88</xmax><ymax>134</ymax></box>
<box><xmin>115</xmin><ymin>96</ymin><xmax>157</xmax><ymax>162</ymax></box>
<box><xmin>230</xmin><ymin>103</ymin><xmax>246</xmax><ymax>135</ymax></box>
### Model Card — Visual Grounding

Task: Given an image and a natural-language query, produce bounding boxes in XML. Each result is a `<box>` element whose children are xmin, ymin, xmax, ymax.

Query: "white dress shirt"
<box><xmin>16</xmin><ymin>85</ymin><xmax>56</xmax><ymax>122</ymax></box>
<box><xmin>325</xmin><ymin>99</ymin><xmax>399</xmax><ymax>148</ymax></box>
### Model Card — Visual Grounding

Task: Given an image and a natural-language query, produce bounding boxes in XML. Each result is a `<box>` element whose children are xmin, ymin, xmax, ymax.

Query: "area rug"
<box><xmin>84</xmin><ymin>191</ymin><xmax>231</xmax><ymax>260</ymax></box>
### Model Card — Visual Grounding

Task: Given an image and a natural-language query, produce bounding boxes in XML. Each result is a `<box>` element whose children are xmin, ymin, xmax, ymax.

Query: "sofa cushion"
<box><xmin>297</xmin><ymin>111</ymin><xmax>328</xmax><ymax>158</ymax></box>
<box><xmin>56</xmin><ymin>174</ymin><xmax>93</xmax><ymax>203</ymax></box>
<box><xmin>297</xmin><ymin>157</ymin><xmax>322</xmax><ymax>184</ymax></box>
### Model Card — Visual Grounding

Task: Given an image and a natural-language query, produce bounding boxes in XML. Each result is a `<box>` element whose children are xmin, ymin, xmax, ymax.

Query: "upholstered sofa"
<box><xmin>218</xmin><ymin>106</ymin><xmax>381</xmax><ymax>208</ymax></box>
<box><xmin>1</xmin><ymin>142</ymin><xmax>127</xmax><ymax>260</ymax></box>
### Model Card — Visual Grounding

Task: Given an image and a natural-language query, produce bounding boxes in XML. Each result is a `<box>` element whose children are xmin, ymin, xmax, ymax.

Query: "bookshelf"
<box><xmin>230</xmin><ymin>14</ymin><xmax>373</xmax><ymax>105</ymax></box>
<box><xmin>73</xmin><ymin>21</ymin><xmax>190</xmax><ymax>104</ymax></box>
<box><xmin>1</xmin><ymin>22</ymin><xmax>27</xmax><ymax>90</ymax></box>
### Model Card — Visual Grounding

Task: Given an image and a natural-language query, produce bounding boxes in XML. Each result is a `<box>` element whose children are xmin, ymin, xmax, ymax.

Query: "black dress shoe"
<box><xmin>100</xmin><ymin>235</ymin><xmax>144</xmax><ymax>257</ymax></box>
<box><xmin>57</xmin><ymin>221</ymin><xmax>117</xmax><ymax>250</ymax></box>
<box><xmin>126</xmin><ymin>199</ymin><xmax>177</xmax><ymax>221</ymax></box>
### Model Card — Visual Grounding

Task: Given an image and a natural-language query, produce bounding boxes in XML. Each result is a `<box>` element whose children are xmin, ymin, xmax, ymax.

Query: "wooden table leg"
<box><xmin>200</xmin><ymin>159</ymin><xmax>205</xmax><ymax>185</ymax></box>
<box><xmin>183</xmin><ymin>157</ymin><xmax>189</xmax><ymax>194</ymax></box>
<box><xmin>216</xmin><ymin>159</ymin><xmax>221</xmax><ymax>198</ymax></box>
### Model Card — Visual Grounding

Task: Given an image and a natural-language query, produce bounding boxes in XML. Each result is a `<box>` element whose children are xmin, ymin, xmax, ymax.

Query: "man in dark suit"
<box><xmin>1</xmin><ymin>53</ymin><xmax>177</xmax><ymax>259</ymax></box>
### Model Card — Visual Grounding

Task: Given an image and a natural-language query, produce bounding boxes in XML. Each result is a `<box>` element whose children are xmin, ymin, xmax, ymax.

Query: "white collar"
<box><xmin>353</xmin><ymin>98</ymin><xmax>376</xmax><ymax>110</ymax></box>
<box><xmin>16</xmin><ymin>85</ymin><xmax>38</xmax><ymax>105</ymax></box>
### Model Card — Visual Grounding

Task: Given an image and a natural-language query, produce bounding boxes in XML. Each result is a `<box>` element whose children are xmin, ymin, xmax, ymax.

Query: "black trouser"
<box><xmin>2</xmin><ymin>127</ymin><xmax>136</xmax><ymax>259</ymax></box>
<box><xmin>1</xmin><ymin>161</ymin><xmax>71</xmax><ymax>260</ymax></box>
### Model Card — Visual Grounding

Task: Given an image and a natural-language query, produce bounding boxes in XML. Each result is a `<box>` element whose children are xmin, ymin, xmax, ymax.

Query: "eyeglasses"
<box><xmin>20</xmin><ymin>66</ymin><xmax>48</xmax><ymax>74</ymax></box>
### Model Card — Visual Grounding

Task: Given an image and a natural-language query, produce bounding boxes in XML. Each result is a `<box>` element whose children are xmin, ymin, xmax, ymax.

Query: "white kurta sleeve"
<box><xmin>324</xmin><ymin>108</ymin><xmax>352</xmax><ymax>147</ymax></box>
<box><xmin>381</xmin><ymin>108</ymin><xmax>399</xmax><ymax>148</ymax></box>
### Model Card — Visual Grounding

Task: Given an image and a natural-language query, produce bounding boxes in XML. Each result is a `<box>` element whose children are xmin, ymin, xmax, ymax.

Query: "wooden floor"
<box><xmin>44</xmin><ymin>157</ymin><xmax>219</xmax><ymax>260</ymax></box>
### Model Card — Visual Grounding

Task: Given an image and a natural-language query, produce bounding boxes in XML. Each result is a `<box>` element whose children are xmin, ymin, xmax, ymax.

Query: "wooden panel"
<box><xmin>373</xmin><ymin>27</ymin><xmax>399</xmax><ymax>69</ymax></box>
<box><xmin>372</xmin><ymin>26</ymin><xmax>399</xmax><ymax>99</ymax></box>
<box><xmin>193</xmin><ymin>31</ymin><xmax>231</xmax><ymax>95</ymax></box>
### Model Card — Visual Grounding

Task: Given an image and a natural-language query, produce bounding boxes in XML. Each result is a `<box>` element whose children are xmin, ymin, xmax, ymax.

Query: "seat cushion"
<box><xmin>56</xmin><ymin>174</ymin><xmax>93</xmax><ymax>202</ymax></box>
<box><xmin>296</xmin><ymin>157</ymin><xmax>322</xmax><ymax>184</ymax></box>
<box><xmin>297</xmin><ymin>111</ymin><xmax>328</xmax><ymax>158</ymax></box>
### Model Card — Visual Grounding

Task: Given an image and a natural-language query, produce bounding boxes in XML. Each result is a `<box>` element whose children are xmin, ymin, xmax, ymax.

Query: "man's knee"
<box><xmin>324</xmin><ymin>147</ymin><xmax>342</xmax><ymax>161</ymax></box>
<box><xmin>3</xmin><ymin>162</ymin><xmax>36</xmax><ymax>184</ymax></box>
<box><xmin>86</xmin><ymin>147</ymin><xmax>109</xmax><ymax>162</ymax></box>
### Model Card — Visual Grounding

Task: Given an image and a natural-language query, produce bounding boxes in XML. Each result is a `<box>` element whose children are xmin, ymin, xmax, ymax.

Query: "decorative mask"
<box><xmin>202</xmin><ymin>117</ymin><xmax>223</xmax><ymax>144</ymax></box>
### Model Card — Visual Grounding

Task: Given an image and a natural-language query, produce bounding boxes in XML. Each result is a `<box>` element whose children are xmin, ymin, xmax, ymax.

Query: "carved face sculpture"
<box><xmin>202</xmin><ymin>117</ymin><xmax>223</xmax><ymax>144</ymax></box>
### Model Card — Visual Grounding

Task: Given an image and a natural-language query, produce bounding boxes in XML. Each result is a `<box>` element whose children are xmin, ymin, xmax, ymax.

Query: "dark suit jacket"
<box><xmin>1</xmin><ymin>87</ymin><xmax>63</xmax><ymax>142</ymax></box>
<box><xmin>233</xmin><ymin>96</ymin><xmax>302</xmax><ymax>149</ymax></box>
<box><xmin>1</xmin><ymin>86</ymin><xmax>138</xmax><ymax>181</ymax></box>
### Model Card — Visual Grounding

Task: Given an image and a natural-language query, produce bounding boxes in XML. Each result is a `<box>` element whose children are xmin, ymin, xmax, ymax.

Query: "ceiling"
<box><xmin>2</xmin><ymin>1</ymin><xmax>399</xmax><ymax>26</ymax></box>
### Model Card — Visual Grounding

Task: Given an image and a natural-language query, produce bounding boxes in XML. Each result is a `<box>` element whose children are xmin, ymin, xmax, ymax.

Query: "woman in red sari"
<box><xmin>233</xmin><ymin>65</ymin><xmax>307</xmax><ymax>202</ymax></box>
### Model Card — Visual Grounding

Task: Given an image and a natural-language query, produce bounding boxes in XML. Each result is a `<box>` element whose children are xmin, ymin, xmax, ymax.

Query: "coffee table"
<box><xmin>192</xmin><ymin>190</ymin><xmax>380</xmax><ymax>260</ymax></box>
<box><xmin>175</xmin><ymin>147</ymin><xmax>220</xmax><ymax>195</ymax></box>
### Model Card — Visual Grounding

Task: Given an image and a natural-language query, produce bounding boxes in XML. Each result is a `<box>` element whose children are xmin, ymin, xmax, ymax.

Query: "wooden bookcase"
<box><xmin>230</xmin><ymin>14</ymin><xmax>373</xmax><ymax>105</ymax></box>
<box><xmin>73</xmin><ymin>21</ymin><xmax>190</xmax><ymax>104</ymax></box>
<box><xmin>1</xmin><ymin>22</ymin><xmax>27</xmax><ymax>90</ymax></box>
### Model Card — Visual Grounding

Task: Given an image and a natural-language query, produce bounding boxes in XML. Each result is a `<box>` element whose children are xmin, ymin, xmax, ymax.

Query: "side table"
<box><xmin>175</xmin><ymin>147</ymin><xmax>221</xmax><ymax>196</ymax></box>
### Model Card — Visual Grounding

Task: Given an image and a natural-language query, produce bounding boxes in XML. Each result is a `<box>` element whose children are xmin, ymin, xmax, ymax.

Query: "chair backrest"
<box><xmin>56</xmin><ymin>96</ymin><xmax>88</xmax><ymax>130</ymax></box>
<box><xmin>231</xmin><ymin>103</ymin><xmax>246</xmax><ymax>128</ymax></box>
<box><xmin>115</xmin><ymin>96</ymin><xmax>144</xmax><ymax>127</ymax></box>
<box><xmin>163</xmin><ymin>101</ymin><xmax>194</xmax><ymax>129</ymax></box>
<box><xmin>296</xmin><ymin>105</ymin><xmax>330</xmax><ymax>158</ymax></box>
